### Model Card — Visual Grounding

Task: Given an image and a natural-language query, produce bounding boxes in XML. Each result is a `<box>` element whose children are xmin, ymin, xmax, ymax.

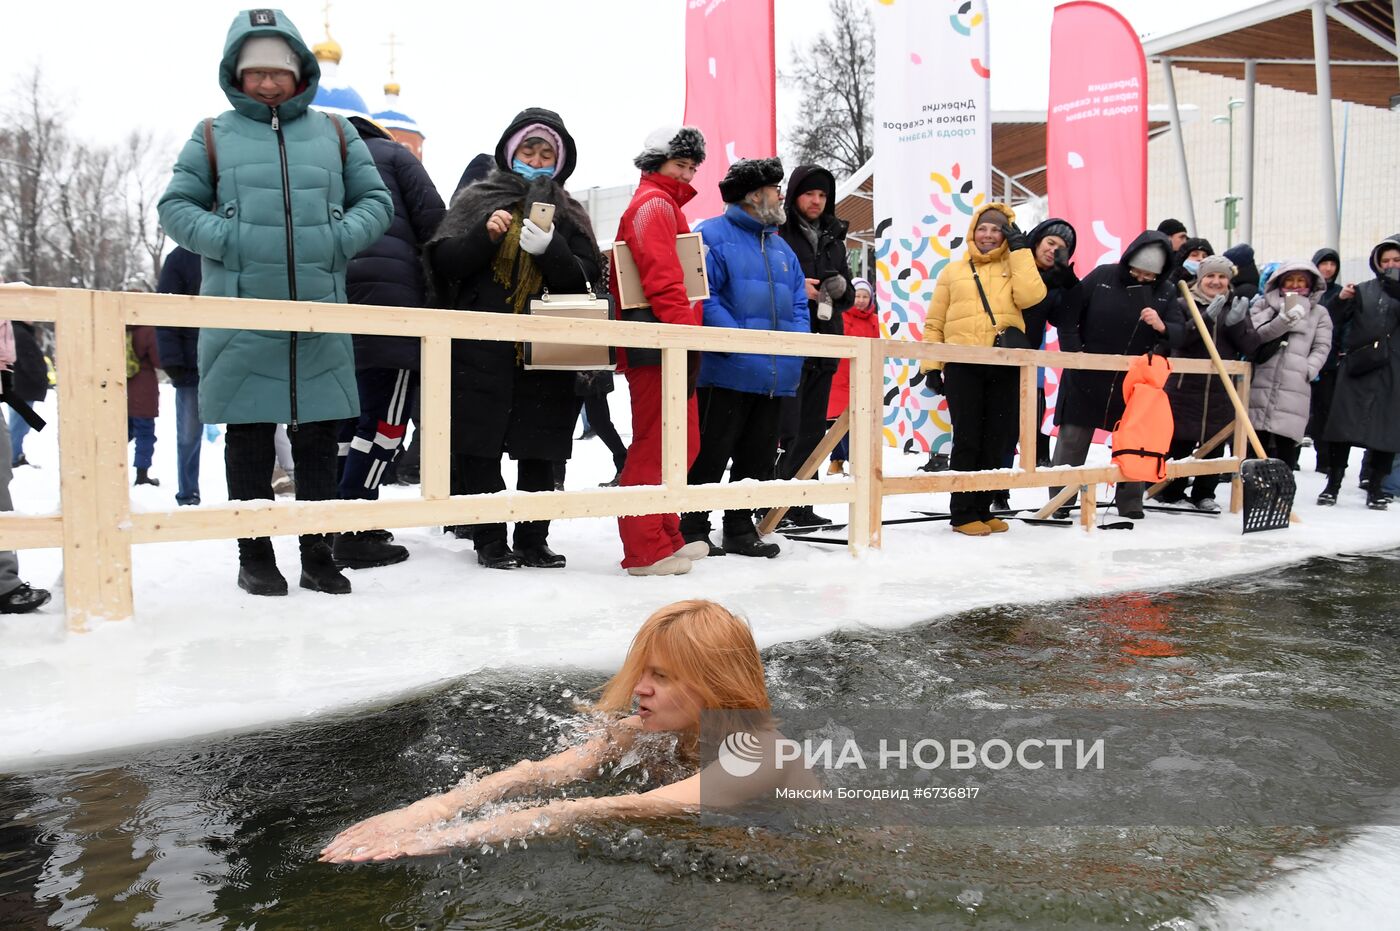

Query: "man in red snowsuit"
<box><xmin>609</xmin><ymin>127</ymin><xmax>709</xmax><ymax>576</ymax></box>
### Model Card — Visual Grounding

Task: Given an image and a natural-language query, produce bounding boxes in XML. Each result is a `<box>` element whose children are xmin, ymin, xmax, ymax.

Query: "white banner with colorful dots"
<box><xmin>871</xmin><ymin>0</ymin><xmax>991</xmax><ymax>454</ymax></box>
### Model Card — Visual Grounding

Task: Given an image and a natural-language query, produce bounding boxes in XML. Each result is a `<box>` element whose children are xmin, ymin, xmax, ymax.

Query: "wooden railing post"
<box><xmin>56</xmin><ymin>290</ymin><xmax>134</xmax><ymax>631</ymax></box>
<box><xmin>661</xmin><ymin>347</ymin><xmax>688</xmax><ymax>488</ymax></box>
<box><xmin>1018</xmin><ymin>362</ymin><xmax>1039</xmax><ymax>472</ymax></box>
<box><xmin>1231</xmin><ymin>369</ymin><xmax>1251</xmax><ymax>514</ymax></box>
<box><xmin>848</xmin><ymin>340</ymin><xmax>884</xmax><ymax>554</ymax></box>
<box><xmin>419</xmin><ymin>335</ymin><xmax>452</xmax><ymax>500</ymax></box>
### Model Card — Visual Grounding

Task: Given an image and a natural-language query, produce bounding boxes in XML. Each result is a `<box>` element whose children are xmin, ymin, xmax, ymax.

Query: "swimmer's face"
<box><xmin>633</xmin><ymin>659</ymin><xmax>702</xmax><ymax>733</ymax></box>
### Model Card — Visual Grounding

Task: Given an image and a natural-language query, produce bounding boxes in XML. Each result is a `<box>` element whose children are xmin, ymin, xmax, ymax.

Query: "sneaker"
<box><xmin>0</xmin><ymin>582</ymin><xmax>51</xmax><ymax>614</ymax></box>
<box><xmin>675</xmin><ymin>541</ymin><xmax>710</xmax><ymax>561</ymax></box>
<box><xmin>985</xmin><ymin>517</ymin><xmax>1010</xmax><ymax>533</ymax></box>
<box><xmin>721</xmin><ymin>531</ymin><xmax>780</xmax><ymax>558</ymax></box>
<box><xmin>952</xmin><ymin>520</ymin><xmax>992</xmax><ymax>537</ymax></box>
<box><xmin>627</xmin><ymin>555</ymin><xmax>693</xmax><ymax>577</ymax></box>
<box><xmin>1193</xmin><ymin>497</ymin><xmax>1221</xmax><ymax>514</ymax></box>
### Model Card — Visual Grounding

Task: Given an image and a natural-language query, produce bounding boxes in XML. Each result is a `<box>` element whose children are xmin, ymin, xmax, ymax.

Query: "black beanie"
<box><xmin>1156</xmin><ymin>218</ymin><xmax>1187</xmax><ymax>237</ymax></box>
<box><xmin>719</xmin><ymin>157</ymin><xmax>785</xmax><ymax>204</ymax></box>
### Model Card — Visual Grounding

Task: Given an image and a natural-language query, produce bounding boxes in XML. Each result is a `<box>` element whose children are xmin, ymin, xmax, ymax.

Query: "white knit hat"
<box><xmin>236</xmin><ymin>36</ymin><xmax>301</xmax><ymax>80</ymax></box>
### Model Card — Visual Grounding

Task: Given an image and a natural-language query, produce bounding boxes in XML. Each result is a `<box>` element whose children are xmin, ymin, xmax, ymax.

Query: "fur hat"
<box><xmin>1196</xmin><ymin>255</ymin><xmax>1235</xmax><ymax>280</ymax></box>
<box><xmin>236</xmin><ymin>35</ymin><xmax>301</xmax><ymax>80</ymax></box>
<box><xmin>1156</xmin><ymin>218</ymin><xmax>1187</xmax><ymax>237</ymax></box>
<box><xmin>634</xmin><ymin>125</ymin><xmax>706</xmax><ymax>173</ymax></box>
<box><xmin>719</xmin><ymin>157</ymin><xmax>785</xmax><ymax>204</ymax></box>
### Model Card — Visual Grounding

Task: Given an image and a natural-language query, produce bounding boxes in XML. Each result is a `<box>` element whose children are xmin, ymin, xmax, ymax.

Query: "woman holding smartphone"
<box><xmin>426</xmin><ymin>108</ymin><xmax>603</xmax><ymax>570</ymax></box>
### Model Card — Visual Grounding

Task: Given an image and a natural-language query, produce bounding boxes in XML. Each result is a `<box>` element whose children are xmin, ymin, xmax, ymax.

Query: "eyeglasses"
<box><xmin>243</xmin><ymin>69</ymin><xmax>295</xmax><ymax>84</ymax></box>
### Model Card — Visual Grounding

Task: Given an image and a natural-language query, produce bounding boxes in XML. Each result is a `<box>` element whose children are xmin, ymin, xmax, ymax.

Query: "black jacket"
<box><xmin>424</xmin><ymin>108</ymin><xmax>600</xmax><ymax>461</ymax></box>
<box><xmin>1325</xmin><ymin>237</ymin><xmax>1400</xmax><ymax>452</ymax></box>
<box><xmin>1021</xmin><ymin>218</ymin><xmax>1080</xmax><ymax>349</ymax></box>
<box><xmin>1311</xmin><ymin>247</ymin><xmax>1347</xmax><ymax>373</ymax></box>
<box><xmin>778</xmin><ymin>165</ymin><xmax>850</xmax><ymax>373</ymax></box>
<box><xmin>1164</xmin><ymin>290</ymin><xmax>1251</xmax><ymax>445</ymax></box>
<box><xmin>346</xmin><ymin>118</ymin><xmax>447</xmax><ymax>371</ymax></box>
<box><xmin>154</xmin><ymin>245</ymin><xmax>202</xmax><ymax>388</ymax></box>
<box><xmin>1054</xmin><ymin>230</ymin><xmax>1186</xmax><ymax>430</ymax></box>
<box><xmin>8</xmin><ymin>321</ymin><xmax>48</xmax><ymax>402</ymax></box>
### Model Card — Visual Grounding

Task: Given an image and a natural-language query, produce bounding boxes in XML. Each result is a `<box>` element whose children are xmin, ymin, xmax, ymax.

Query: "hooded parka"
<box><xmin>1236</xmin><ymin>262</ymin><xmax>1332</xmax><ymax>443</ymax></box>
<box><xmin>921</xmin><ymin>202</ymin><xmax>1046</xmax><ymax>366</ymax></box>
<box><xmin>1325</xmin><ymin>236</ymin><xmax>1400</xmax><ymax>452</ymax></box>
<box><xmin>1054</xmin><ymin>231</ymin><xmax>1186</xmax><ymax>430</ymax></box>
<box><xmin>424</xmin><ymin>107</ymin><xmax>602</xmax><ymax>461</ymax></box>
<box><xmin>157</xmin><ymin>9</ymin><xmax>394</xmax><ymax>426</ymax></box>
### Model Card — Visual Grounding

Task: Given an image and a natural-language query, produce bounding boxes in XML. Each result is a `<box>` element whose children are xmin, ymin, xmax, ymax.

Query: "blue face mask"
<box><xmin>1183</xmin><ymin>259</ymin><xmax>1200</xmax><ymax>275</ymax></box>
<box><xmin>512</xmin><ymin>159</ymin><xmax>555</xmax><ymax>181</ymax></box>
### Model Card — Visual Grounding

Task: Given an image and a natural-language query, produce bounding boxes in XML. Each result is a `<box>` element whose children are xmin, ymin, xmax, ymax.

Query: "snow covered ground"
<box><xmin>2</xmin><ymin>383</ymin><xmax>1399</xmax><ymax>770</ymax></box>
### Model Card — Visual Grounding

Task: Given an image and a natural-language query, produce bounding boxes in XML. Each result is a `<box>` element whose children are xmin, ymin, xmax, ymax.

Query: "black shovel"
<box><xmin>1178</xmin><ymin>282</ymin><xmax>1295</xmax><ymax>532</ymax></box>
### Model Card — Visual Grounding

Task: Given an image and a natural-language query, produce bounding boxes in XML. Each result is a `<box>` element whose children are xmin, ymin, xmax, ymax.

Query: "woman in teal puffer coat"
<box><xmin>158</xmin><ymin>8</ymin><xmax>393</xmax><ymax>598</ymax></box>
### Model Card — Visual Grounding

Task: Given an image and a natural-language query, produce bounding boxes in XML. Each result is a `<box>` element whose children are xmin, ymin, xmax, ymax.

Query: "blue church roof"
<box><xmin>313</xmin><ymin>83</ymin><xmax>371</xmax><ymax>118</ymax></box>
<box><xmin>373</xmin><ymin>108</ymin><xmax>423</xmax><ymax>135</ymax></box>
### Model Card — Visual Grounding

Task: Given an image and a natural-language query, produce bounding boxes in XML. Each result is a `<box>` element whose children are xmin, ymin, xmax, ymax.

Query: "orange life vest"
<box><xmin>1111</xmin><ymin>353</ymin><xmax>1174</xmax><ymax>482</ymax></box>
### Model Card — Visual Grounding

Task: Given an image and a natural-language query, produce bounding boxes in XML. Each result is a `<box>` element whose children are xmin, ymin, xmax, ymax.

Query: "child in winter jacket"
<box><xmin>826</xmin><ymin>278</ymin><xmax>880</xmax><ymax>475</ymax></box>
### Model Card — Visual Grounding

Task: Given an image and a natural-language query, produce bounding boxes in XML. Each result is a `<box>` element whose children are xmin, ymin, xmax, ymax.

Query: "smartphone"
<box><xmin>1284</xmin><ymin>293</ymin><xmax>1303</xmax><ymax>312</ymax></box>
<box><xmin>529</xmin><ymin>201</ymin><xmax>556</xmax><ymax>232</ymax></box>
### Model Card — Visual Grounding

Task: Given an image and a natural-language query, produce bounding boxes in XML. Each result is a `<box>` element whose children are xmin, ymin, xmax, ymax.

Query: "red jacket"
<box><xmin>827</xmin><ymin>304</ymin><xmax>880</xmax><ymax>419</ymax></box>
<box><xmin>127</xmin><ymin>325</ymin><xmax>162</xmax><ymax>419</ymax></box>
<box><xmin>608</xmin><ymin>173</ymin><xmax>701</xmax><ymax>370</ymax></box>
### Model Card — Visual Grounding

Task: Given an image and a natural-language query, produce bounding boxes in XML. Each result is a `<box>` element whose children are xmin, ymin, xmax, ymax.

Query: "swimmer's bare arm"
<box><xmin>340</xmin><ymin>773</ymin><xmax>703</xmax><ymax>861</ymax></box>
<box><xmin>318</xmin><ymin>720</ymin><xmax>639</xmax><ymax>862</ymax></box>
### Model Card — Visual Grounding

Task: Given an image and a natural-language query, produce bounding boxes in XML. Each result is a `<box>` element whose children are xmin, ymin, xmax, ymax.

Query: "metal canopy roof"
<box><xmin>1144</xmin><ymin>0</ymin><xmax>1399</xmax><ymax>108</ymax></box>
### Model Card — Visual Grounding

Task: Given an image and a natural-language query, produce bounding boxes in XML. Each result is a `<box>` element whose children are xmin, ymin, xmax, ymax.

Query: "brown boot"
<box><xmin>952</xmin><ymin>520</ymin><xmax>993</xmax><ymax>537</ymax></box>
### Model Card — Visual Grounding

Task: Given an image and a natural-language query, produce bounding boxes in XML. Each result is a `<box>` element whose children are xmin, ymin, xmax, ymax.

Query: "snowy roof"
<box><xmin>312</xmin><ymin>61</ymin><xmax>371</xmax><ymax>119</ymax></box>
<box><xmin>373</xmin><ymin>107</ymin><xmax>424</xmax><ymax>136</ymax></box>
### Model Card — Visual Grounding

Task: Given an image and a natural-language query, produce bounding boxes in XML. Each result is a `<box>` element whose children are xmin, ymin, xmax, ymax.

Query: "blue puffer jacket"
<box><xmin>156</xmin><ymin>8</ymin><xmax>393</xmax><ymax>425</ymax></box>
<box><xmin>696</xmin><ymin>204</ymin><xmax>810</xmax><ymax>397</ymax></box>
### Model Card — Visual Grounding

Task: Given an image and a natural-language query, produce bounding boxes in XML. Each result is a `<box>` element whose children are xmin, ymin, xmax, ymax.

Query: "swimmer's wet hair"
<box><xmin>595</xmin><ymin>599</ymin><xmax>770</xmax><ymax>717</ymax></box>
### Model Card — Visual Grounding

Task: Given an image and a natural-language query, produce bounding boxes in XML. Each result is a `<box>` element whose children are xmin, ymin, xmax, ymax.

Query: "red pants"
<box><xmin>617</xmin><ymin>366</ymin><xmax>700</xmax><ymax>569</ymax></box>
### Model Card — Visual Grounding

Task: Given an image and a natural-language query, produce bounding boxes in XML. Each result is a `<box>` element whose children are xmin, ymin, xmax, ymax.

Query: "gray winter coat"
<box><xmin>1325</xmin><ymin>235</ymin><xmax>1400</xmax><ymax>452</ymax></box>
<box><xmin>1241</xmin><ymin>262</ymin><xmax>1332</xmax><ymax>442</ymax></box>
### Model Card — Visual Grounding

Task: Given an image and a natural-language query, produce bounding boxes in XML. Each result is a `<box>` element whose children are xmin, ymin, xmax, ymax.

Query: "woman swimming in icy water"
<box><xmin>320</xmin><ymin>599</ymin><xmax>813</xmax><ymax>862</ymax></box>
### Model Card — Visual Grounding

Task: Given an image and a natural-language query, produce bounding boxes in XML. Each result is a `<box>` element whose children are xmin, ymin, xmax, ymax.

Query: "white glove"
<box><xmin>1280</xmin><ymin>301</ymin><xmax>1307</xmax><ymax>326</ymax></box>
<box><xmin>518</xmin><ymin>218</ymin><xmax>554</xmax><ymax>256</ymax></box>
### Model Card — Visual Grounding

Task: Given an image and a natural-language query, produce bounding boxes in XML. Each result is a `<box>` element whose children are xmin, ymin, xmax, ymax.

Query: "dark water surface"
<box><xmin>3</xmin><ymin>552</ymin><xmax>1399</xmax><ymax>930</ymax></box>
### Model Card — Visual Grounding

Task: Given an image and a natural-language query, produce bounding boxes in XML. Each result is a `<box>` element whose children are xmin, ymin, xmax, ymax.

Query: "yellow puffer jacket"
<box><xmin>921</xmin><ymin>202</ymin><xmax>1047</xmax><ymax>371</ymax></box>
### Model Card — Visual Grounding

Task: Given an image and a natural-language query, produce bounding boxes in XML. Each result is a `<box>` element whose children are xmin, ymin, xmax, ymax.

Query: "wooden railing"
<box><xmin>0</xmin><ymin>288</ymin><xmax>1250</xmax><ymax>632</ymax></box>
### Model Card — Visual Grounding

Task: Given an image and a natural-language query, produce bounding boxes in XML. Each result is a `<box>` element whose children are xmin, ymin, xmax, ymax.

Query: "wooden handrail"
<box><xmin>0</xmin><ymin>287</ymin><xmax>1254</xmax><ymax>632</ymax></box>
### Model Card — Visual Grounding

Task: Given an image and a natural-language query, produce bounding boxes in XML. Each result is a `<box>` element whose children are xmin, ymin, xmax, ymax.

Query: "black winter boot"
<box><xmin>333</xmin><ymin>530</ymin><xmax>409</xmax><ymax>569</ymax></box>
<box><xmin>722</xmin><ymin>530</ymin><xmax>780</xmax><ymax>558</ymax></box>
<box><xmin>134</xmin><ymin>468</ymin><xmax>160</xmax><ymax>487</ymax></box>
<box><xmin>1317</xmin><ymin>469</ymin><xmax>1344</xmax><ymax>506</ymax></box>
<box><xmin>1366</xmin><ymin>487</ymin><xmax>1390</xmax><ymax>511</ymax></box>
<box><xmin>299</xmin><ymin>535</ymin><xmax>352</xmax><ymax>594</ymax></box>
<box><xmin>237</xmin><ymin>537</ymin><xmax>287</xmax><ymax>596</ymax></box>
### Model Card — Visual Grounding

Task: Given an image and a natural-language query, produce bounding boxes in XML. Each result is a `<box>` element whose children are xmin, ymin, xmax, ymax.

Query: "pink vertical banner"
<box><xmin>1045</xmin><ymin>1</ymin><xmax>1147</xmax><ymax>438</ymax></box>
<box><xmin>1046</xmin><ymin>1</ymin><xmax>1147</xmax><ymax>267</ymax></box>
<box><xmin>682</xmin><ymin>0</ymin><xmax>776</xmax><ymax>223</ymax></box>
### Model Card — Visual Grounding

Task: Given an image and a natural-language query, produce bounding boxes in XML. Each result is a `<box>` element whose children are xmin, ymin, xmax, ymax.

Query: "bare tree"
<box><xmin>782</xmin><ymin>0</ymin><xmax>875</xmax><ymax>178</ymax></box>
<box><xmin>0</xmin><ymin>68</ymin><xmax>174</xmax><ymax>288</ymax></box>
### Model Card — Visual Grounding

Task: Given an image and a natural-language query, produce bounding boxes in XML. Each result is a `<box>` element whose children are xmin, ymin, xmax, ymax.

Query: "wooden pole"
<box><xmin>755</xmin><ymin>410</ymin><xmax>850</xmax><ymax>536</ymax></box>
<box><xmin>1231</xmin><ymin>369</ymin><xmax>1251</xmax><ymax>514</ymax></box>
<box><xmin>661</xmin><ymin>348</ymin><xmax>688</xmax><ymax>489</ymax></box>
<box><xmin>1080</xmin><ymin>485</ymin><xmax>1096</xmax><ymax>532</ymax></box>
<box><xmin>92</xmin><ymin>293</ymin><xmax>135</xmax><ymax>622</ymax></box>
<box><xmin>419</xmin><ymin>335</ymin><xmax>451</xmax><ymax>500</ymax></box>
<box><xmin>847</xmin><ymin>340</ymin><xmax>882</xmax><ymax>554</ymax></box>
<box><xmin>1018</xmin><ymin>363</ymin><xmax>1039</xmax><ymax>472</ymax></box>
